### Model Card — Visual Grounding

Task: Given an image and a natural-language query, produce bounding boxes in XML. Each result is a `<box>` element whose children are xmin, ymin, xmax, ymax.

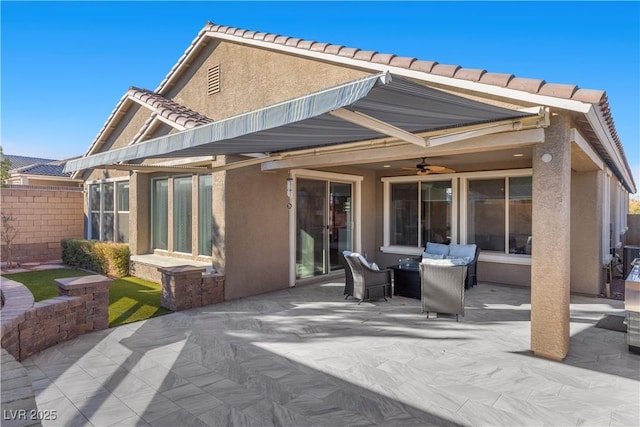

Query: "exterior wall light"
<box><xmin>541</xmin><ymin>153</ymin><xmax>553</xmax><ymax>163</ymax></box>
<box><xmin>286</xmin><ymin>173</ymin><xmax>293</xmax><ymax>209</ymax></box>
<box><xmin>286</xmin><ymin>173</ymin><xmax>293</xmax><ymax>199</ymax></box>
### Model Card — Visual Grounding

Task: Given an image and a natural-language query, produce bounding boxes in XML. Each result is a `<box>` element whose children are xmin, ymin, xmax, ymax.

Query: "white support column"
<box><xmin>531</xmin><ymin>114</ymin><xmax>572</xmax><ymax>360</ymax></box>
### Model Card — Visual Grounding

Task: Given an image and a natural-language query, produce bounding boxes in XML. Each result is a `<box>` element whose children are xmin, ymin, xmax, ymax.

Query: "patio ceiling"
<box><xmin>64</xmin><ymin>72</ymin><xmax>537</xmax><ymax>173</ymax></box>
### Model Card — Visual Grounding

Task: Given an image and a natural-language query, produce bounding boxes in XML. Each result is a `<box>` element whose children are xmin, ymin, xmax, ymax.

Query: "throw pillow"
<box><xmin>426</xmin><ymin>242</ymin><xmax>450</xmax><ymax>256</ymax></box>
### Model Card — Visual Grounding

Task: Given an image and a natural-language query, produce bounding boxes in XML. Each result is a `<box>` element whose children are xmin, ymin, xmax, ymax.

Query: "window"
<box><xmin>390</xmin><ymin>182</ymin><xmax>418</xmax><ymax>246</ymax></box>
<box><xmin>150</xmin><ymin>175</ymin><xmax>213</xmax><ymax>256</ymax></box>
<box><xmin>87</xmin><ymin>180</ymin><xmax>129</xmax><ymax>243</ymax></box>
<box><xmin>102</xmin><ymin>182</ymin><xmax>114</xmax><ymax>241</ymax></box>
<box><xmin>466</xmin><ymin>176</ymin><xmax>532</xmax><ymax>255</ymax></box>
<box><xmin>508</xmin><ymin>177</ymin><xmax>532</xmax><ymax>254</ymax></box>
<box><xmin>198</xmin><ymin>175</ymin><xmax>212</xmax><ymax>256</ymax></box>
<box><xmin>152</xmin><ymin>179</ymin><xmax>168</xmax><ymax>250</ymax></box>
<box><xmin>90</xmin><ymin>184</ymin><xmax>100</xmax><ymax>239</ymax></box>
<box><xmin>173</xmin><ymin>177</ymin><xmax>192</xmax><ymax>253</ymax></box>
<box><xmin>387</xmin><ymin>179</ymin><xmax>452</xmax><ymax>249</ymax></box>
<box><xmin>117</xmin><ymin>181</ymin><xmax>130</xmax><ymax>243</ymax></box>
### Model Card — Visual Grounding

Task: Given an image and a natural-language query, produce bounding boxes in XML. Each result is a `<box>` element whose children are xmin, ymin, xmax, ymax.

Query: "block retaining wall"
<box><xmin>0</xmin><ymin>275</ymin><xmax>112</xmax><ymax>362</ymax></box>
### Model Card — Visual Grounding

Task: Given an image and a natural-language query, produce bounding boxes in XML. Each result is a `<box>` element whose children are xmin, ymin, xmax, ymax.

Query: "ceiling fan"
<box><xmin>403</xmin><ymin>158</ymin><xmax>456</xmax><ymax>175</ymax></box>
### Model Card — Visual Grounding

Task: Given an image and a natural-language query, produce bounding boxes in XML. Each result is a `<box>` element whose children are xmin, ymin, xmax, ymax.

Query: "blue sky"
<box><xmin>2</xmin><ymin>1</ymin><xmax>639</xmax><ymax>189</ymax></box>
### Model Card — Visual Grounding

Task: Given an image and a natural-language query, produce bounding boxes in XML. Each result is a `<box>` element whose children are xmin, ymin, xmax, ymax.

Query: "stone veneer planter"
<box><xmin>158</xmin><ymin>266</ymin><xmax>224</xmax><ymax>311</ymax></box>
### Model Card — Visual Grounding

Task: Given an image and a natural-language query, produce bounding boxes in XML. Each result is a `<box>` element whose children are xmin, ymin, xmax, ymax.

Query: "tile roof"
<box><xmin>202</xmin><ymin>22</ymin><xmax>608</xmax><ymax>104</ymax></box>
<box><xmin>127</xmin><ymin>87</ymin><xmax>214</xmax><ymax>129</ymax></box>
<box><xmin>5</xmin><ymin>156</ymin><xmax>77</xmax><ymax>177</ymax></box>
<box><xmin>3</xmin><ymin>155</ymin><xmax>57</xmax><ymax>170</ymax></box>
<box><xmin>185</xmin><ymin>21</ymin><xmax>630</xmax><ymax>190</ymax></box>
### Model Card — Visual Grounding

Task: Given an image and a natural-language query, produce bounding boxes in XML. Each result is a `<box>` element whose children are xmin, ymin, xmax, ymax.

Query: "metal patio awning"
<box><xmin>64</xmin><ymin>72</ymin><xmax>536</xmax><ymax>173</ymax></box>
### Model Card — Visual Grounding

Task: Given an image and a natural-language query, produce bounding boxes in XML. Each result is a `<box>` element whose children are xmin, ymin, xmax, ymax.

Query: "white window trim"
<box><xmin>288</xmin><ymin>169</ymin><xmax>363</xmax><ymax>287</ymax></box>
<box><xmin>381</xmin><ymin>173</ymin><xmax>458</xmax><ymax>253</ymax></box>
<box><xmin>86</xmin><ymin>177</ymin><xmax>130</xmax><ymax>242</ymax></box>
<box><xmin>172</xmin><ymin>175</ymin><xmax>194</xmax><ymax>255</ymax></box>
<box><xmin>461</xmin><ymin>169</ymin><xmax>533</xmax><ymax>261</ymax></box>
<box><xmin>151</xmin><ymin>177</ymin><xmax>169</xmax><ymax>251</ymax></box>
<box><xmin>459</xmin><ymin>168</ymin><xmax>532</xmax><ymax>240</ymax></box>
<box><xmin>602</xmin><ymin>169</ymin><xmax>612</xmax><ymax>265</ymax></box>
<box><xmin>381</xmin><ymin>168</ymin><xmax>533</xmax><ymax>263</ymax></box>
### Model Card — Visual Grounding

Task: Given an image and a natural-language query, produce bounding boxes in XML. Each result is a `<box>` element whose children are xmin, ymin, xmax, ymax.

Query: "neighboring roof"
<box><xmin>65</xmin><ymin>73</ymin><xmax>537</xmax><ymax>172</ymax></box>
<box><xmin>5</xmin><ymin>156</ymin><xmax>80</xmax><ymax>178</ymax></box>
<box><xmin>3</xmin><ymin>155</ymin><xmax>56</xmax><ymax>170</ymax></box>
<box><xmin>128</xmin><ymin>86</ymin><xmax>214</xmax><ymax>129</ymax></box>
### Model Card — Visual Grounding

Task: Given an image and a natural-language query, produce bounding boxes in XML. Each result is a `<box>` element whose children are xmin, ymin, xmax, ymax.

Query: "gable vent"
<box><xmin>207</xmin><ymin>65</ymin><xmax>221</xmax><ymax>95</ymax></box>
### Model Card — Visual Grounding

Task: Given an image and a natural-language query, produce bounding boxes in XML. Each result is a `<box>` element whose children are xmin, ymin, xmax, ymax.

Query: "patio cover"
<box><xmin>64</xmin><ymin>72</ymin><xmax>536</xmax><ymax>172</ymax></box>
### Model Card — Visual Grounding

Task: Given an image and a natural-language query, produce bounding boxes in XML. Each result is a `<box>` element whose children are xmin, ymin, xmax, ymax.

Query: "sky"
<box><xmin>2</xmin><ymin>1</ymin><xmax>639</xmax><ymax>189</ymax></box>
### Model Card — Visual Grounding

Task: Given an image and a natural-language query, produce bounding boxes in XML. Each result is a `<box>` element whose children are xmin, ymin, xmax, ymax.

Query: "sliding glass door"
<box><xmin>296</xmin><ymin>178</ymin><xmax>353</xmax><ymax>279</ymax></box>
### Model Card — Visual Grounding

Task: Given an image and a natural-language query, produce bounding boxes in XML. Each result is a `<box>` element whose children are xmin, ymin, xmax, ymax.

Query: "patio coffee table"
<box><xmin>391</xmin><ymin>265</ymin><xmax>421</xmax><ymax>299</ymax></box>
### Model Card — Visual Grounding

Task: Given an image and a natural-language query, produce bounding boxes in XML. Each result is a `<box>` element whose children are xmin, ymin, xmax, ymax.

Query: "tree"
<box><xmin>630</xmin><ymin>195</ymin><xmax>640</xmax><ymax>214</ymax></box>
<box><xmin>0</xmin><ymin>146</ymin><xmax>11</xmax><ymax>187</ymax></box>
<box><xmin>1</xmin><ymin>212</ymin><xmax>19</xmax><ymax>268</ymax></box>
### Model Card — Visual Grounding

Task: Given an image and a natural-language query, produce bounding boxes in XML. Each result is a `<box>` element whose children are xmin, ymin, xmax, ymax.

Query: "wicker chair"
<box><xmin>343</xmin><ymin>253</ymin><xmax>392</xmax><ymax>304</ymax></box>
<box><xmin>420</xmin><ymin>262</ymin><xmax>467</xmax><ymax>320</ymax></box>
<box><xmin>341</xmin><ymin>252</ymin><xmax>355</xmax><ymax>299</ymax></box>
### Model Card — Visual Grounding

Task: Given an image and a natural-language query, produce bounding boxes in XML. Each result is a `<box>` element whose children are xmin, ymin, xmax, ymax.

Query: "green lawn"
<box><xmin>2</xmin><ymin>269</ymin><xmax>171</xmax><ymax>327</ymax></box>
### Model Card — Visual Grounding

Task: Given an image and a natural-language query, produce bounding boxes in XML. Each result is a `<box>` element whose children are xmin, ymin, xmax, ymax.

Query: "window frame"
<box><xmin>460</xmin><ymin>169</ymin><xmax>532</xmax><ymax>265</ymax></box>
<box><xmin>150</xmin><ymin>174</ymin><xmax>214</xmax><ymax>258</ymax></box>
<box><xmin>381</xmin><ymin>174</ymin><xmax>458</xmax><ymax>256</ymax></box>
<box><xmin>381</xmin><ymin>168</ymin><xmax>532</xmax><ymax>265</ymax></box>
<box><xmin>86</xmin><ymin>177</ymin><xmax>130</xmax><ymax>243</ymax></box>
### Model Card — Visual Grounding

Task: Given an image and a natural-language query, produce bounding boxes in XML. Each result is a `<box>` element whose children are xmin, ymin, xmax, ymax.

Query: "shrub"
<box><xmin>61</xmin><ymin>239</ymin><xmax>130</xmax><ymax>278</ymax></box>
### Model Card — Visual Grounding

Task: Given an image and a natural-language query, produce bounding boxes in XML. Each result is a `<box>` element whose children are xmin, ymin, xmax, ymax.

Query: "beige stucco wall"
<box><xmin>166</xmin><ymin>40</ymin><xmax>371</xmax><ymax>120</ymax></box>
<box><xmin>0</xmin><ymin>186</ymin><xmax>84</xmax><ymax>263</ymax></box>
<box><xmin>477</xmin><ymin>262</ymin><xmax>531</xmax><ymax>286</ymax></box>
<box><xmin>224</xmin><ymin>163</ymin><xmax>289</xmax><ymax>299</ymax></box>
<box><xmin>570</xmin><ymin>170</ymin><xmax>603</xmax><ymax>295</ymax></box>
<box><xmin>531</xmin><ymin>114</ymin><xmax>572</xmax><ymax>360</ymax></box>
<box><xmin>85</xmin><ymin>103</ymin><xmax>151</xmax><ymax>182</ymax></box>
<box><xmin>129</xmin><ymin>172</ymin><xmax>149</xmax><ymax>255</ymax></box>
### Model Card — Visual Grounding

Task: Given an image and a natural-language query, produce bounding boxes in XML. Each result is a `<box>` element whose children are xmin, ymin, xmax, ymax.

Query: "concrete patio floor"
<box><xmin>21</xmin><ymin>280</ymin><xmax>640</xmax><ymax>426</ymax></box>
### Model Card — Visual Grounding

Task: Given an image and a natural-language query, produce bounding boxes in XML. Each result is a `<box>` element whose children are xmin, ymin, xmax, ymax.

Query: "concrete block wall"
<box><xmin>0</xmin><ymin>186</ymin><xmax>84</xmax><ymax>263</ymax></box>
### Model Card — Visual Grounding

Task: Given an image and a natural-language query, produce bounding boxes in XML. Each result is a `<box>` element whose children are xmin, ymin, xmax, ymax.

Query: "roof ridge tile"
<box><xmin>127</xmin><ymin>87</ymin><xmax>213</xmax><ymax>128</ymax></box>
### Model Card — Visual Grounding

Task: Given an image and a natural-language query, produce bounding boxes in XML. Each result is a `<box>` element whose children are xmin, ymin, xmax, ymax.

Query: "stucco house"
<box><xmin>65</xmin><ymin>21</ymin><xmax>635</xmax><ymax>360</ymax></box>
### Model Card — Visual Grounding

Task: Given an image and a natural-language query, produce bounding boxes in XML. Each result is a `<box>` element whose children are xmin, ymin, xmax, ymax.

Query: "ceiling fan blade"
<box><xmin>429</xmin><ymin>167</ymin><xmax>456</xmax><ymax>174</ymax></box>
<box><xmin>425</xmin><ymin>165</ymin><xmax>448</xmax><ymax>172</ymax></box>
